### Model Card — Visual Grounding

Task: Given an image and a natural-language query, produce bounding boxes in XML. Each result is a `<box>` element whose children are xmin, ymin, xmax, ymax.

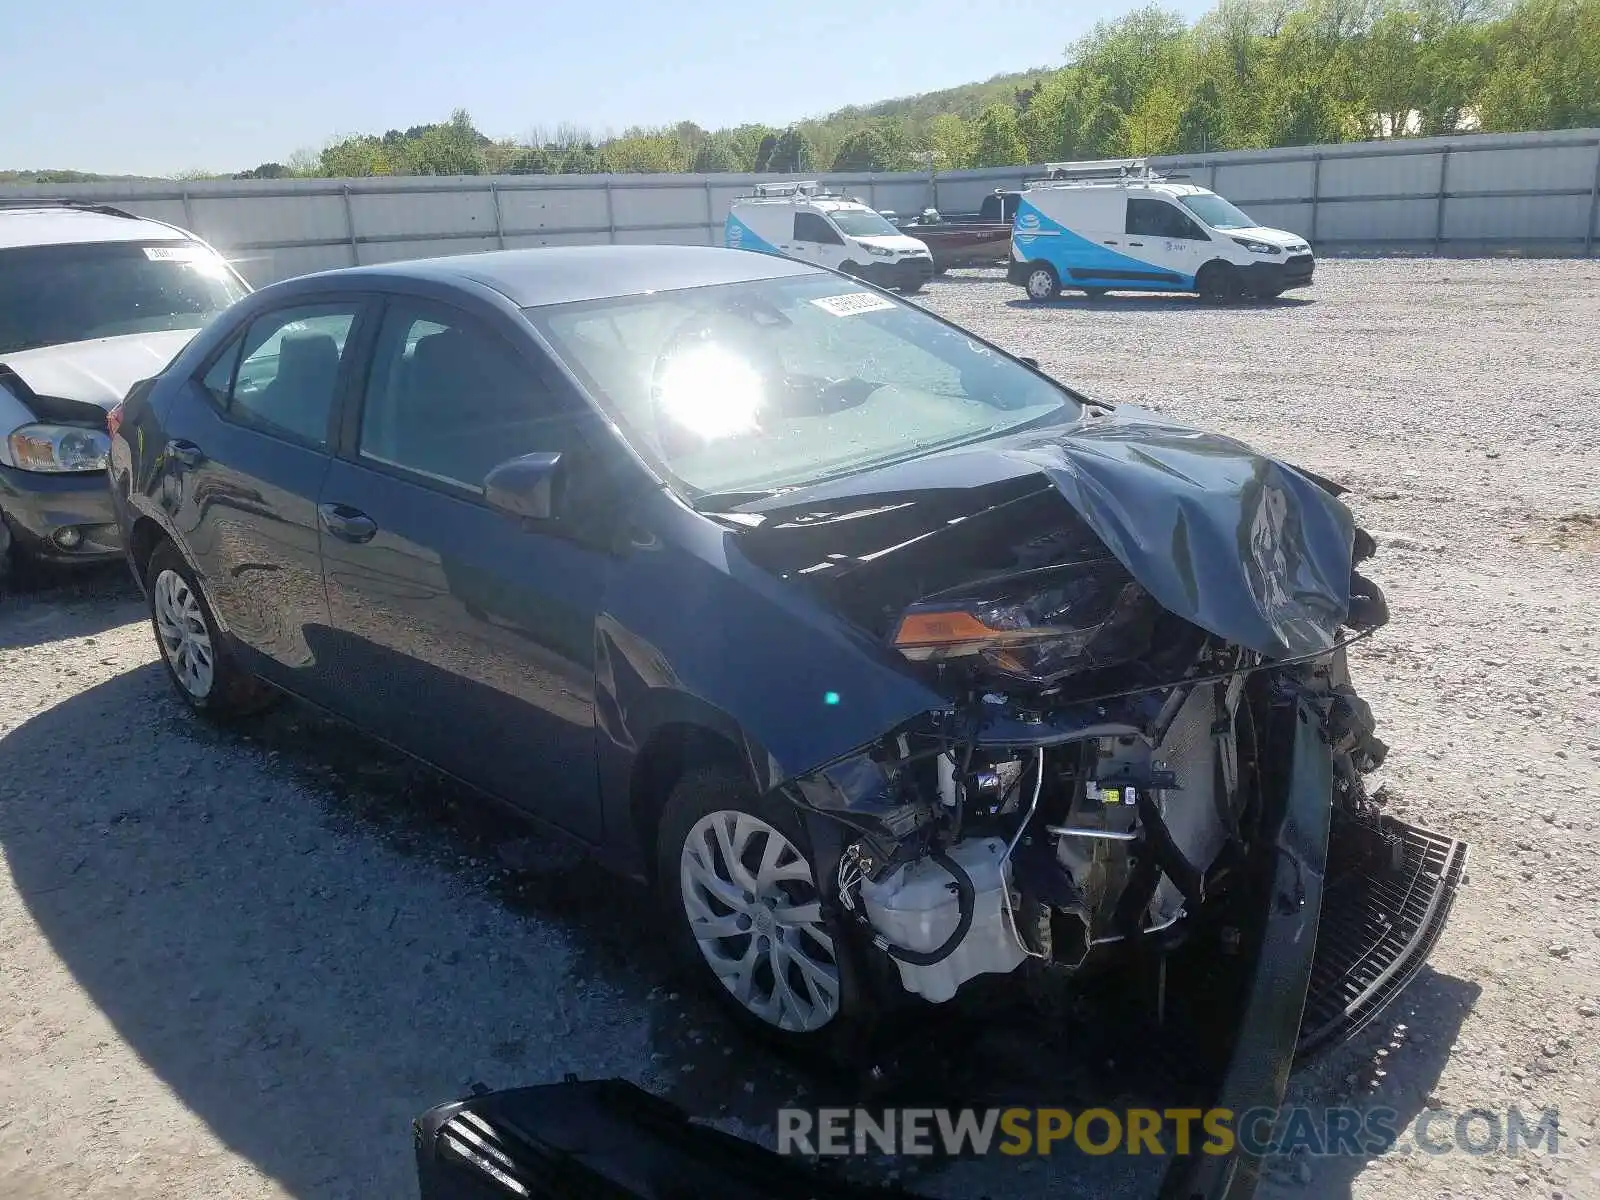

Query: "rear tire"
<box><xmin>145</xmin><ymin>540</ymin><xmax>277</xmax><ymax>719</ymax></box>
<box><xmin>1024</xmin><ymin>264</ymin><xmax>1060</xmax><ymax>302</ymax></box>
<box><xmin>1196</xmin><ymin>261</ymin><xmax>1242</xmax><ymax>304</ymax></box>
<box><xmin>656</xmin><ymin>764</ymin><xmax>863</xmax><ymax>1044</ymax></box>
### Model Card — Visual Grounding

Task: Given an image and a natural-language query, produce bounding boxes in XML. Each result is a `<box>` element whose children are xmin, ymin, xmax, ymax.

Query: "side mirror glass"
<box><xmin>484</xmin><ymin>451</ymin><xmax>563</xmax><ymax>523</ymax></box>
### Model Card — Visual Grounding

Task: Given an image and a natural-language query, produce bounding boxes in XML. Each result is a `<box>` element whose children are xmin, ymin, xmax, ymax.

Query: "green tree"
<box><xmin>767</xmin><ymin>128</ymin><xmax>814</xmax><ymax>172</ymax></box>
<box><xmin>320</xmin><ymin>135</ymin><xmax>394</xmax><ymax>177</ymax></box>
<box><xmin>971</xmin><ymin>104</ymin><xmax>1029</xmax><ymax>165</ymax></box>
<box><xmin>1479</xmin><ymin>0</ymin><xmax>1600</xmax><ymax>131</ymax></box>
<box><xmin>1068</xmin><ymin>4</ymin><xmax>1192</xmax><ymax>113</ymax></box>
<box><xmin>926</xmin><ymin>112</ymin><xmax>976</xmax><ymax>169</ymax></box>
<box><xmin>691</xmin><ymin>137</ymin><xmax>745</xmax><ymax>172</ymax></box>
<box><xmin>1176</xmin><ymin>76</ymin><xmax>1229</xmax><ymax>151</ymax></box>
<box><xmin>1077</xmin><ymin>100</ymin><xmax>1129</xmax><ymax>157</ymax></box>
<box><xmin>402</xmin><ymin>126</ymin><xmax>485</xmax><ymax>175</ymax></box>
<box><xmin>753</xmin><ymin>132</ymin><xmax>779</xmax><ymax>172</ymax></box>
<box><xmin>832</xmin><ymin>127</ymin><xmax>892</xmax><ymax>171</ymax></box>
<box><xmin>1127</xmin><ymin>79</ymin><xmax>1186</xmax><ymax>153</ymax></box>
<box><xmin>604</xmin><ymin>133</ymin><xmax>685</xmax><ymax>173</ymax></box>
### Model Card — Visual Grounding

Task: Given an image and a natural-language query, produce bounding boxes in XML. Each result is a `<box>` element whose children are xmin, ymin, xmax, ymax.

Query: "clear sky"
<box><xmin>2</xmin><ymin>0</ymin><xmax>1213</xmax><ymax>176</ymax></box>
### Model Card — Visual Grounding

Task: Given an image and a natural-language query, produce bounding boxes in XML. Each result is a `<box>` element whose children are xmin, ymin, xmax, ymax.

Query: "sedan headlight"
<box><xmin>1232</xmin><ymin>238</ymin><xmax>1282</xmax><ymax>256</ymax></box>
<box><xmin>7</xmin><ymin>424</ymin><xmax>112</xmax><ymax>473</ymax></box>
<box><xmin>889</xmin><ymin>559</ymin><xmax>1160</xmax><ymax>686</ymax></box>
<box><xmin>865</xmin><ymin>245</ymin><xmax>895</xmax><ymax>257</ymax></box>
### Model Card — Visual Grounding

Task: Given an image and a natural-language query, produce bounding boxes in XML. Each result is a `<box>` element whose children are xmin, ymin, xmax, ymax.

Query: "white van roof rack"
<box><xmin>749</xmin><ymin>180</ymin><xmax>843</xmax><ymax>200</ymax></box>
<box><xmin>1026</xmin><ymin>158</ymin><xmax>1172</xmax><ymax>187</ymax></box>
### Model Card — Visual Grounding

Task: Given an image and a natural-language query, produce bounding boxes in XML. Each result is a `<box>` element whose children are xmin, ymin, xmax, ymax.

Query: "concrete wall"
<box><xmin>3</xmin><ymin>127</ymin><xmax>1596</xmax><ymax>285</ymax></box>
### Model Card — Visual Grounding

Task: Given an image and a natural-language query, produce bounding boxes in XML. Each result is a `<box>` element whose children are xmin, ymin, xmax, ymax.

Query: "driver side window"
<box><xmin>1126</xmin><ymin>198</ymin><xmax>1207</xmax><ymax>241</ymax></box>
<box><xmin>793</xmin><ymin>212</ymin><xmax>843</xmax><ymax>245</ymax></box>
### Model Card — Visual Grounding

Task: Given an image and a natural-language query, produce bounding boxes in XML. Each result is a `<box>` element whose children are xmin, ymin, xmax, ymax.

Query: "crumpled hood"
<box><xmin>0</xmin><ymin>329</ymin><xmax>198</xmax><ymax>412</ymax></box>
<box><xmin>731</xmin><ymin>409</ymin><xmax>1357</xmax><ymax>660</ymax></box>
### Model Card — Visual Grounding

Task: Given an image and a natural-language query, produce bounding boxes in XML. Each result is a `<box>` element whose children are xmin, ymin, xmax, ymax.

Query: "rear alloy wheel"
<box><xmin>1196</xmin><ymin>261</ymin><xmax>1242</xmax><ymax>304</ymax></box>
<box><xmin>659</xmin><ymin>766</ymin><xmax>847</xmax><ymax>1037</ymax></box>
<box><xmin>152</xmin><ymin>566</ymin><xmax>215</xmax><ymax>700</ymax></box>
<box><xmin>146</xmin><ymin>540</ymin><xmax>277</xmax><ymax>718</ymax></box>
<box><xmin>1024</xmin><ymin>265</ymin><xmax>1060</xmax><ymax>302</ymax></box>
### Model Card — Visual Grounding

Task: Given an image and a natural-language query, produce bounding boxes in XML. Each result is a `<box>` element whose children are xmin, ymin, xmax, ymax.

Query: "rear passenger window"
<box><xmin>359</xmin><ymin>304</ymin><xmax>564</xmax><ymax>493</ymax></box>
<box><xmin>200</xmin><ymin>335</ymin><xmax>242</xmax><ymax>407</ymax></box>
<box><xmin>228</xmin><ymin>305</ymin><xmax>358</xmax><ymax>447</ymax></box>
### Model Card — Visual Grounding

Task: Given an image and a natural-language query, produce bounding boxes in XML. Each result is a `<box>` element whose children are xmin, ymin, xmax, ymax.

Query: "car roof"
<box><xmin>320</xmin><ymin>244</ymin><xmax>823</xmax><ymax>308</ymax></box>
<box><xmin>0</xmin><ymin>204</ymin><xmax>192</xmax><ymax>251</ymax></box>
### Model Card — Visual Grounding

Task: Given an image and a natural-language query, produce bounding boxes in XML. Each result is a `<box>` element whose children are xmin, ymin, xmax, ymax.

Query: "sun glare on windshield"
<box><xmin>653</xmin><ymin>342</ymin><xmax>765</xmax><ymax>441</ymax></box>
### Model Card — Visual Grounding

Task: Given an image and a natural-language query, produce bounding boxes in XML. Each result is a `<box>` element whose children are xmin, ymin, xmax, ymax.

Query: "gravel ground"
<box><xmin>2</xmin><ymin>258</ymin><xmax>1598</xmax><ymax>1200</ymax></box>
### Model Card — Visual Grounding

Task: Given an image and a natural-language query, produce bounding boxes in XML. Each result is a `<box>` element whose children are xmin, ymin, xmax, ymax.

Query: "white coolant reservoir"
<box><xmin>859</xmin><ymin>836</ymin><xmax>1026</xmax><ymax>1003</ymax></box>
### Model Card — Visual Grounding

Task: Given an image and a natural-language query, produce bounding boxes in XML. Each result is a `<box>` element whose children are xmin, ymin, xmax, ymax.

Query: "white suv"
<box><xmin>0</xmin><ymin>202</ymin><xmax>249</xmax><ymax>584</ymax></box>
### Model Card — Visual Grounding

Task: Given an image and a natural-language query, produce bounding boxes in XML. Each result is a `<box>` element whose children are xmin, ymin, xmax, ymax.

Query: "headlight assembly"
<box><xmin>889</xmin><ymin>559</ymin><xmax>1161</xmax><ymax>686</ymax></box>
<box><xmin>7</xmin><ymin>423</ymin><xmax>112</xmax><ymax>473</ymax></box>
<box><xmin>1232</xmin><ymin>238</ymin><xmax>1282</xmax><ymax>256</ymax></box>
<box><xmin>865</xmin><ymin>245</ymin><xmax>895</xmax><ymax>257</ymax></box>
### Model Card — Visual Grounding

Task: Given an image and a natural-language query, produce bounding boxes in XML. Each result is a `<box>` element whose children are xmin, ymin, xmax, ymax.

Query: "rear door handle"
<box><xmin>167</xmin><ymin>439</ymin><xmax>205</xmax><ymax>468</ymax></box>
<box><xmin>1127</xmin><ymin>241</ymin><xmax>1144</xmax><ymax>247</ymax></box>
<box><xmin>1102</xmin><ymin>239</ymin><xmax>1120</xmax><ymax>245</ymax></box>
<box><xmin>318</xmin><ymin>502</ymin><xmax>378</xmax><ymax>544</ymax></box>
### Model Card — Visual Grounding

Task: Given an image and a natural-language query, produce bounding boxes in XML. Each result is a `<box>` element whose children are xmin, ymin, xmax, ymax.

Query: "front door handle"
<box><xmin>167</xmin><ymin>439</ymin><xmax>205</xmax><ymax>468</ymax></box>
<box><xmin>1102</xmin><ymin>239</ymin><xmax>1120</xmax><ymax>245</ymax></box>
<box><xmin>318</xmin><ymin>502</ymin><xmax>378</xmax><ymax>544</ymax></box>
<box><xmin>1127</xmin><ymin>241</ymin><xmax>1144</xmax><ymax>247</ymax></box>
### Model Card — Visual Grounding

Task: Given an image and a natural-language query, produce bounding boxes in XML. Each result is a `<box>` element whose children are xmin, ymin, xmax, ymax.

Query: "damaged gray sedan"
<box><xmin>113</xmin><ymin>246</ymin><xmax>1464</xmax><ymax>1193</ymax></box>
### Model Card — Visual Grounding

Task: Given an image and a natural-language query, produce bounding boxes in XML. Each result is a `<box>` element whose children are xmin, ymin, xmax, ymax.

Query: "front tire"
<box><xmin>1024</xmin><ymin>264</ymin><xmax>1060</xmax><ymax>302</ymax></box>
<box><xmin>657</xmin><ymin>765</ymin><xmax>854</xmax><ymax>1040</ymax></box>
<box><xmin>146</xmin><ymin>540</ymin><xmax>276</xmax><ymax>718</ymax></box>
<box><xmin>1196</xmin><ymin>261</ymin><xmax>1242</xmax><ymax>304</ymax></box>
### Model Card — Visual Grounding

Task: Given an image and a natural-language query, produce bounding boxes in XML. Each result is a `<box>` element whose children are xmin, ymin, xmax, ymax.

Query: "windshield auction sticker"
<box><xmin>810</xmin><ymin>292</ymin><xmax>898</xmax><ymax>317</ymax></box>
<box><xmin>143</xmin><ymin>245</ymin><xmax>212</xmax><ymax>262</ymax></box>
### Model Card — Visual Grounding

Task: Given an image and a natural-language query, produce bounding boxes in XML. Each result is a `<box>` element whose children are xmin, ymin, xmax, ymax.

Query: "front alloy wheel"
<box><xmin>679</xmin><ymin>809</ymin><xmax>841</xmax><ymax>1032</ymax></box>
<box><xmin>1025</xmin><ymin>266</ymin><xmax>1060</xmax><ymax>302</ymax></box>
<box><xmin>153</xmin><ymin>567</ymin><xmax>215</xmax><ymax>700</ymax></box>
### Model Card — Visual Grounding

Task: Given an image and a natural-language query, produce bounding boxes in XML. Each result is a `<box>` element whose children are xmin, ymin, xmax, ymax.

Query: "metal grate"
<box><xmin>1297</xmin><ymin>810</ymin><xmax>1467</xmax><ymax>1057</ymax></box>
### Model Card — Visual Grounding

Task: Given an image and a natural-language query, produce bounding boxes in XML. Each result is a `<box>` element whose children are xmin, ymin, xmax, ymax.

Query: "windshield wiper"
<box><xmin>689</xmin><ymin>486</ymin><xmax>799</xmax><ymax>511</ymax></box>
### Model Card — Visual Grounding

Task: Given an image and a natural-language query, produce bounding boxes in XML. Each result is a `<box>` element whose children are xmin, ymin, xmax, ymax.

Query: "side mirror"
<box><xmin>484</xmin><ymin>451</ymin><xmax>563</xmax><ymax>523</ymax></box>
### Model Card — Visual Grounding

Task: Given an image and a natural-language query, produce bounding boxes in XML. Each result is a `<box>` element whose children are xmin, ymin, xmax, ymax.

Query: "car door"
<box><xmin>1126</xmin><ymin>198</ymin><xmax>1213</xmax><ymax>284</ymax></box>
<box><xmin>314</xmin><ymin>295</ymin><xmax>608</xmax><ymax>841</ymax></box>
<box><xmin>158</xmin><ymin>297</ymin><xmax>370</xmax><ymax>698</ymax></box>
<box><xmin>788</xmin><ymin>211</ymin><xmax>847</xmax><ymax>270</ymax></box>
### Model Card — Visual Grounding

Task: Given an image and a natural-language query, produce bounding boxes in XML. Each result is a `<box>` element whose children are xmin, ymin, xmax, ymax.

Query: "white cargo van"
<box><xmin>726</xmin><ymin>182</ymin><xmax>935</xmax><ymax>293</ymax></box>
<box><xmin>1007</xmin><ymin>160</ymin><xmax>1313</xmax><ymax>302</ymax></box>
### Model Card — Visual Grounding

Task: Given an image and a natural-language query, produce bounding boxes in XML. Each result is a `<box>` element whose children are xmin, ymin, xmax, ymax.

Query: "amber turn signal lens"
<box><xmin>891</xmin><ymin>609</ymin><xmax>996</xmax><ymax>648</ymax></box>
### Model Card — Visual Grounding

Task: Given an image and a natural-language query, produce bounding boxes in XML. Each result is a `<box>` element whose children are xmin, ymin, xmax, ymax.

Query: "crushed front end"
<box><xmin>739</xmin><ymin>435</ymin><xmax>1467</xmax><ymax>1193</ymax></box>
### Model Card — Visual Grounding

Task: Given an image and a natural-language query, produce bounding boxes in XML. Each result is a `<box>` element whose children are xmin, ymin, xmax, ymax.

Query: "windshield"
<box><xmin>0</xmin><ymin>241</ymin><xmax>247</xmax><ymax>356</ymax></box>
<box><xmin>828</xmin><ymin>208</ymin><xmax>901</xmax><ymax>238</ymax></box>
<box><xmin>526</xmin><ymin>273</ymin><xmax>1081</xmax><ymax>500</ymax></box>
<box><xmin>1176</xmin><ymin>192</ymin><xmax>1258</xmax><ymax>231</ymax></box>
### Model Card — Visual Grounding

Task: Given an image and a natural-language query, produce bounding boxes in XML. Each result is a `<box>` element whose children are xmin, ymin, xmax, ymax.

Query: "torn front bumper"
<box><xmin>413</xmin><ymin>696</ymin><xmax>1465</xmax><ymax>1200</ymax></box>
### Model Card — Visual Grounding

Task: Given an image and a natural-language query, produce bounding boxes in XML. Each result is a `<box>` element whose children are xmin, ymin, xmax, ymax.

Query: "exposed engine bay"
<box><xmin>747</xmin><ymin>453</ymin><xmax>1439</xmax><ymax>1037</ymax></box>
